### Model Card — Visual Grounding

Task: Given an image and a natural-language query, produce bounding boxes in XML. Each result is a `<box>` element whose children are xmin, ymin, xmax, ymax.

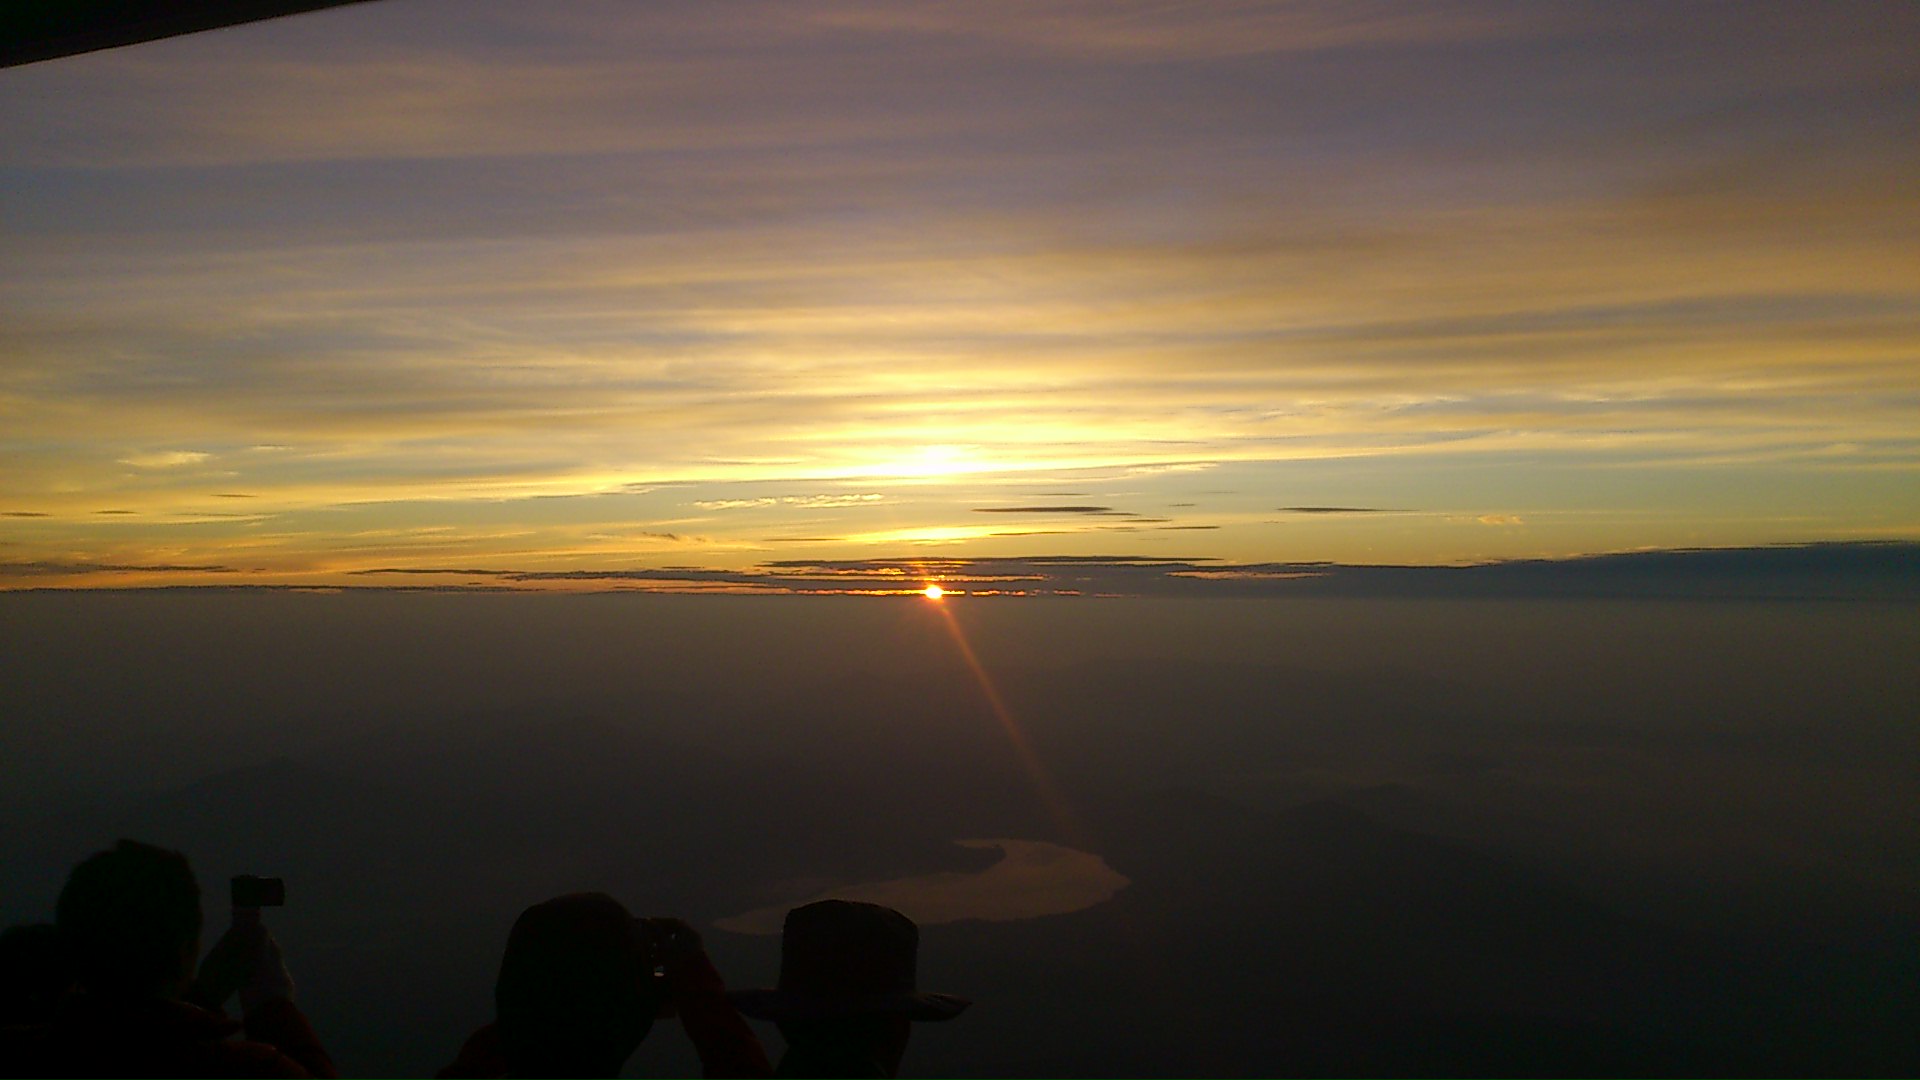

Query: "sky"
<box><xmin>3</xmin><ymin>0</ymin><xmax>1917</xmax><ymax>591</ymax></box>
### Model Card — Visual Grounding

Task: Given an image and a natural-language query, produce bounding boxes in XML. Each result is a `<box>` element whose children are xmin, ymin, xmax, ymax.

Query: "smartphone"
<box><xmin>231</xmin><ymin>875</ymin><xmax>285</xmax><ymax>908</ymax></box>
<box><xmin>636</xmin><ymin>918</ymin><xmax>678</xmax><ymax>1019</ymax></box>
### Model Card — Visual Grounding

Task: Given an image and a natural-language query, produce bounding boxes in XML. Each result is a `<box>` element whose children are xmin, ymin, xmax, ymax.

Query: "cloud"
<box><xmin>696</xmin><ymin>494</ymin><xmax>885</xmax><ymax>510</ymax></box>
<box><xmin>0</xmin><ymin>3</ymin><xmax>1914</xmax><ymax>565</ymax></box>
<box><xmin>331</xmin><ymin>543</ymin><xmax>1920</xmax><ymax>601</ymax></box>
<box><xmin>1276</xmin><ymin>506</ymin><xmax>1392</xmax><ymax>514</ymax></box>
<box><xmin>117</xmin><ymin>451</ymin><xmax>210</xmax><ymax>468</ymax></box>
<box><xmin>347</xmin><ymin>568</ymin><xmax>504</xmax><ymax>577</ymax></box>
<box><xmin>811</xmin><ymin>1</ymin><xmax>1569</xmax><ymax>61</ymax></box>
<box><xmin>0</xmin><ymin>560</ymin><xmax>235</xmax><ymax>578</ymax></box>
<box><xmin>973</xmin><ymin>506</ymin><xmax>1127</xmax><ymax>515</ymax></box>
<box><xmin>2</xmin><ymin>511</ymin><xmax>50</xmax><ymax>518</ymax></box>
<box><xmin>1477</xmin><ymin>515</ymin><xmax>1524</xmax><ymax>526</ymax></box>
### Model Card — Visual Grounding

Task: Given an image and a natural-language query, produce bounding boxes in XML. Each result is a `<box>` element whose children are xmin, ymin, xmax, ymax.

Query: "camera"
<box><xmin>231</xmin><ymin>875</ymin><xmax>285</xmax><ymax>908</ymax></box>
<box><xmin>637</xmin><ymin>917</ymin><xmax>693</xmax><ymax>1018</ymax></box>
<box><xmin>640</xmin><ymin>918</ymin><xmax>697</xmax><ymax>966</ymax></box>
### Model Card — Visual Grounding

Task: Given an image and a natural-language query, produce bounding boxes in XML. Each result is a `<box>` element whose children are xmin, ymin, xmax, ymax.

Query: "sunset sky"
<box><xmin>4</xmin><ymin>1</ymin><xmax>1916</xmax><ymax>591</ymax></box>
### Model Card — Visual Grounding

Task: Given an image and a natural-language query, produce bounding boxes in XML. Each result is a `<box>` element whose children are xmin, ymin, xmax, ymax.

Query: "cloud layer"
<box><xmin>2</xmin><ymin>2</ymin><xmax>1916</xmax><ymax>578</ymax></box>
<box><xmin>205</xmin><ymin>541</ymin><xmax>1907</xmax><ymax>601</ymax></box>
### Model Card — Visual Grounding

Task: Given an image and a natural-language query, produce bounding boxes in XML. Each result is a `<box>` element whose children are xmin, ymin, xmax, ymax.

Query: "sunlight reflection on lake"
<box><xmin>713</xmin><ymin>838</ymin><xmax>1130</xmax><ymax>934</ymax></box>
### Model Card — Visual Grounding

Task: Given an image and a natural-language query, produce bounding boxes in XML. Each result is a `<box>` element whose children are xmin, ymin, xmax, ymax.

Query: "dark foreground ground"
<box><xmin>2</xmin><ymin>592</ymin><xmax>1915</xmax><ymax>1076</ymax></box>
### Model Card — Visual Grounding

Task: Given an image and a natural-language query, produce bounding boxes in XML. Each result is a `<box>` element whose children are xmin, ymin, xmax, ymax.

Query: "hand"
<box><xmin>187</xmin><ymin>910</ymin><xmax>265</xmax><ymax>1009</ymax></box>
<box><xmin>237</xmin><ymin>927</ymin><xmax>295</xmax><ymax>1013</ymax></box>
<box><xmin>643</xmin><ymin>917</ymin><xmax>724</xmax><ymax>1011</ymax></box>
<box><xmin>642</xmin><ymin>917</ymin><xmax>705</xmax><ymax>972</ymax></box>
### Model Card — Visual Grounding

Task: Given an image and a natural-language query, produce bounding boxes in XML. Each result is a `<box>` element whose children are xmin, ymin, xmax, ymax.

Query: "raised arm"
<box><xmin>190</xmin><ymin>910</ymin><xmax>337</xmax><ymax>1078</ymax></box>
<box><xmin>647</xmin><ymin>918</ymin><xmax>771</xmax><ymax>1079</ymax></box>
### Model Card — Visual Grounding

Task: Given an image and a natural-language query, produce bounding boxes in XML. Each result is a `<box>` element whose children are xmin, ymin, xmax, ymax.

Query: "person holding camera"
<box><xmin>0</xmin><ymin>839</ymin><xmax>335</xmax><ymax>1078</ymax></box>
<box><xmin>437</xmin><ymin>893</ymin><xmax>769</xmax><ymax>1078</ymax></box>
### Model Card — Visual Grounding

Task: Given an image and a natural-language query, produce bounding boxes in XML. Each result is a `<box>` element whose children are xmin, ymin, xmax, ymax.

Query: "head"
<box><xmin>494</xmin><ymin>893</ymin><xmax>663</xmax><ymax>1078</ymax></box>
<box><xmin>55</xmin><ymin>840</ymin><xmax>201</xmax><ymax>1000</ymax></box>
<box><xmin>731</xmin><ymin>901</ymin><xmax>969</xmax><ymax>1079</ymax></box>
<box><xmin>0</xmin><ymin>922</ymin><xmax>76</xmax><ymax>1024</ymax></box>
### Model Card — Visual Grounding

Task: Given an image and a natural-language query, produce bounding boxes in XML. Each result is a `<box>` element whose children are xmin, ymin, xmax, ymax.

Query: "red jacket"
<box><xmin>0</xmin><ymin>994</ymin><xmax>336</xmax><ymax>1078</ymax></box>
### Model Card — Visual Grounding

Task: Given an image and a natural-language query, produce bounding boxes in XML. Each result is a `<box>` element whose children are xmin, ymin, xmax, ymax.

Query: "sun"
<box><xmin>922</xmin><ymin>584</ymin><xmax>945</xmax><ymax>600</ymax></box>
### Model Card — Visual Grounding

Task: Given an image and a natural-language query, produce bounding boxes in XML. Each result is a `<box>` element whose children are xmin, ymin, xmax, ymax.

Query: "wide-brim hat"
<box><xmin>727</xmin><ymin>900</ymin><xmax>970</xmax><ymax>1022</ymax></box>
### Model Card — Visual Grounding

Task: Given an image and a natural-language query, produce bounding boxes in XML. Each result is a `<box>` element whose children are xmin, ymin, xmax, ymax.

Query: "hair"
<box><xmin>54</xmin><ymin>839</ymin><xmax>201</xmax><ymax>997</ymax></box>
<box><xmin>494</xmin><ymin>893</ymin><xmax>663</xmax><ymax>1077</ymax></box>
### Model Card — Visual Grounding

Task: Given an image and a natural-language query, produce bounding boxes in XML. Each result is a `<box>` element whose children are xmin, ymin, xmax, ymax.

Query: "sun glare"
<box><xmin>923</xmin><ymin>584</ymin><xmax>945</xmax><ymax>600</ymax></box>
<box><xmin>866</xmin><ymin>444</ymin><xmax>988</xmax><ymax>480</ymax></box>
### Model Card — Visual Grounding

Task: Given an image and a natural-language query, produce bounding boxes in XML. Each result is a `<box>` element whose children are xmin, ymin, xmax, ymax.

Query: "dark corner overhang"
<box><xmin>2</xmin><ymin>1</ymin><xmax>379</xmax><ymax>69</ymax></box>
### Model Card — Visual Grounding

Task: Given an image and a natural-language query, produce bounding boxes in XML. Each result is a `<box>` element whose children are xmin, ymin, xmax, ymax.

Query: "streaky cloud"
<box><xmin>0</xmin><ymin>560</ymin><xmax>236</xmax><ymax>577</ymax></box>
<box><xmin>973</xmin><ymin>505</ymin><xmax>1127</xmax><ymax>515</ymax></box>
<box><xmin>330</xmin><ymin>543</ymin><xmax>1920</xmax><ymax>601</ymax></box>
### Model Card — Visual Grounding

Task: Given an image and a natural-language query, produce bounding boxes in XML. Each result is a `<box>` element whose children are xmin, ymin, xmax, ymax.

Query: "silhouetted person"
<box><xmin>0</xmin><ymin>839</ymin><xmax>335</xmax><ymax>1078</ymax></box>
<box><xmin>0</xmin><ymin>924</ymin><xmax>74</xmax><ymax>1027</ymax></box>
<box><xmin>438</xmin><ymin>892</ymin><xmax>769</xmax><ymax>1078</ymax></box>
<box><xmin>729</xmin><ymin>901</ymin><xmax>969</xmax><ymax>1079</ymax></box>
